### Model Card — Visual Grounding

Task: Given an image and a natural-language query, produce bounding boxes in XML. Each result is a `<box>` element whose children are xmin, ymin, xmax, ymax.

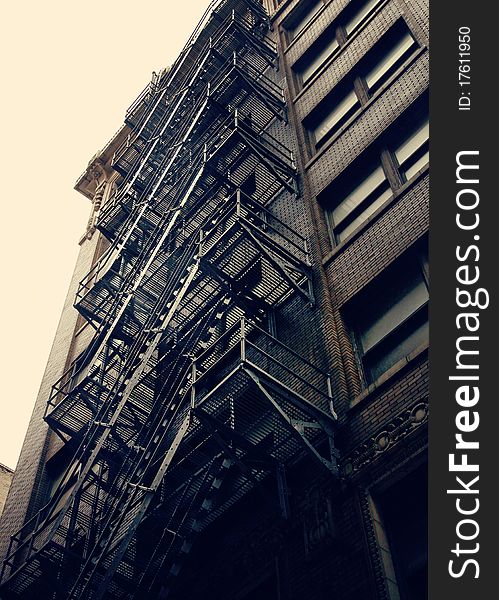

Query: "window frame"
<box><xmin>324</xmin><ymin>160</ymin><xmax>392</xmax><ymax>243</ymax></box>
<box><xmin>311</xmin><ymin>82</ymin><xmax>361</xmax><ymax>146</ymax></box>
<box><xmin>283</xmin><ymin>0</ymin><xmax>325</xmax><ymax>44</ymax></box>
<box><xmin>393</xmin><ymin>116</ymin><xmax>429</xmax><ymax>183</ymax></box>
<box><xmin>321</xmin><ymin>99</ymin><xmax>429</xmax><ymax>246</ymax></box>
<box><xmin>303</xmin><ymin>19</ymin><xmax>420</xmax><ymax>151</ymax></box>
<box><xmin>293</xmin><ymin>0</ymin><xmax>386</xmax><ymax>88</ymax></box>
<box><xmin>346</xmin><ymin>244</ymin><xmax>429</xmax><ymax>386</ymax></box>
<box><xmin>297</xmin><ymin>27</ymin><xmax>341</xmax><ymax>87</ymax></box>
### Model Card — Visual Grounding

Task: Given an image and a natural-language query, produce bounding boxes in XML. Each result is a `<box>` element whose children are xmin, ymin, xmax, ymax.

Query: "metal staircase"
<box><xmin>0</xmin><ymin>1</ymin><xmax>338</xmax><ymax>598</ymax></box>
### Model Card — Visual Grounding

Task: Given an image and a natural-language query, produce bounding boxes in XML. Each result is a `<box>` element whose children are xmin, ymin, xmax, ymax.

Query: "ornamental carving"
<box><xmin>84</xmin><ymin>180</ymin><xmax>107</xmax><ymax>239</ymax></box>
<box><xmin>341</xmin><ymin>398</ymin><xmax>428</xmax><ymax>478</ymax></box>
<box><xmin>88</xmin><ymin>159</ymin><xmax>106</xmax><ymax>185</ymax></box>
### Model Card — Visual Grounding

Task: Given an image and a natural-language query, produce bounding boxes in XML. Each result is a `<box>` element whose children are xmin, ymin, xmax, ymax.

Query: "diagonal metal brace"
<box><xmin>245</xmin><ymin>370</ymin><xmax>339</xmax><ymax>476</ymax></box>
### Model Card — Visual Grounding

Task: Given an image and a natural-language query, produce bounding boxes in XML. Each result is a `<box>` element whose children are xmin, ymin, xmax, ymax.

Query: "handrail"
<box><xmin>245</xmin><ymin>342</ymin><xmax>330</xmax><ymax>399</ymax></box>
<box><xmin>77</xmin><ymin>187</ymin><xmax>307</xmax><ymax>331</ymax></box>
<box><xmin>236</xmin><ymin>189</ymin><xmax>307</xmax><ymax>244</ymax></box>
<box><xmin>125</xmin><ymin>2</ymin><xmax>272</xmax><ymax>127</ymax></box>
<box><xmin>105</xmin><ymin>92</ymin><xmax>293</xmax><ymax>245</ymax></box>
<box><xmin>121</xmin><ymin>15</ymin><xmax>278</xmax><ymax>154</ymax></box>
<box><xmin>193</xmin><ymin>318</ymin><xmax>330</xmax><ymax>379</ymax></box>
<box><xmin>164</xmin><ymin>3</ymin><xmax>273</xmax><ymax>96</ymax></box>
<box><xmin>246</xmin><ymin>320</ymin><xmax>330</xmax><ymax>376</ymax></box>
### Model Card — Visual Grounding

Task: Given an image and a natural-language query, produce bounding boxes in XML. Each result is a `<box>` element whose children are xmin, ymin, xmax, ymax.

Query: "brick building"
<box><xmin>0</xmin><ymin>1</ymin><xmax>428</xmax><ymax>599</ymax></box>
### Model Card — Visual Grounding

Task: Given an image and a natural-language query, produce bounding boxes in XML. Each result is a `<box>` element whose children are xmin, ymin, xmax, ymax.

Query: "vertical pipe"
<box><xmin>236</xmin><ymin>189</ymin><xmax>241</xmax><ymax>217</ymax></box>
<box><xmin>240</xmin><ymin>318</ymin><xmax>246</xmax><ymax>362</ymax></box>
<box><xmin>190</xmin><ymin>361</ymin><xmax>197</xmax><ymax>410</ymax></box>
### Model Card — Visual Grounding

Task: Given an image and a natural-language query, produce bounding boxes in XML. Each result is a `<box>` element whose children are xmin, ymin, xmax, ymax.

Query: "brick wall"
<box><xmin>0</xmin><ymin>465</ymin><xmax>13</xmax><ymax>519</ymax></box>
<box><xmin>0</xmin><ymin>225</ymin><xmax>103</xmax><ymax>560</ymax></box>
<box><xmin>0</xmin><ymin>1</ymin><xmax>429</xmax><ymax>596</ymax></box>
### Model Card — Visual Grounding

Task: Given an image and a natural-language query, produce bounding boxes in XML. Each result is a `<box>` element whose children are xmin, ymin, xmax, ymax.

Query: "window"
<box><xmin>284</xmin><ymin>0</ymin><xmax>323</xmax><ymax>41</ymax></box>
<box><xmin>364</xmin><ymin>29</ymin><xmax>416</xmax><ymax>93</ymax></box>
<box><xmin>344</xmin><ymin>0</ymin><xmax>381</xmax><ymax>35</ymax></box>
<box><xmin>294</xmin><ymin>0</ymin><xmax>384</xmax><ymax>88</ymax></box>
<box><xmin>321</xmin><ymin>102</ymin><xmax>429</xmax><ymax>244</ymax></box>
<box><xmin>325</xmin><ymin>162</ymin><xmax>392</xmax><ymax>242</ymax></box>
<box><xmin>304</xmin><ymin>21</ymin><xmax>419</xmax><ymax>149</ymax></box>
<box><xmin>299</xmin><ymin>32</ymin><xmax>340</xmax><ymax>85</ymax></box>
<box><xmin>311</xmin><ymin>86</ymin><xmax>359</xmax><ymax>145</ymax></box>
<box><xmin>394</xmin><ymin>116</ymin><xmax>429</xmax><ymax>182</ymax></box>
<box><xmin>345</xmin><ymin>247</ymin><xmax>428</xmax><ymax>384</ymax></box>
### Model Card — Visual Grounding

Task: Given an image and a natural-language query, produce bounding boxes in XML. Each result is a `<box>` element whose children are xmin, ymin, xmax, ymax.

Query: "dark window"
<box><xmin>309</xmin><ymin>80</ymin><xmax>360</xmax><ymax>146</ymax></box>
<box><xmin>362</xmin><ymin>24</ymin><xmax>417</xmax><ymax>94</ymax></box>
<box><xmin>344</xmin><ymin>0</ymin><xmax>382</xmax><ymax>35</ymax></box>
<box><xmin>393</xmin><ymin>116</ymin><xmax>429</xmax><ymax>183</ymax></box>
<box><xmin>294</xmin><ymin>0</ymin><xmax>383</xmax><ymax>86</ymax></box>
<box><xmin>320</xmin><ymin>104</ymin><xmax>428</xmax><ymax>244</ymax></box>
<box><xmin>304</xmin><ymin>20</ymin><xmax>419</xmax><ymax>149</ymax></box>
<box><xmin>296</xmin><ymin>26</ymin><xmax>340</xmax><ymax>86</ymax></box>
<box><xmin>284</xmin><ymin>0</ymin><xmax>323</xmax><ymax>41</ymax></box>
<box><xmin>345</xmin><ymin>246</ymin><xmax>428</xmax><ymax>384</ymax></box>
<box><xmin>375</xmin><ymin>464</ymin><xmax>428</xmax><ymax>600</ymax></box>
<box><xmin>324</xmin><ymin>160</ymin><xmax>392</xmax><ymax>243</ymax></box>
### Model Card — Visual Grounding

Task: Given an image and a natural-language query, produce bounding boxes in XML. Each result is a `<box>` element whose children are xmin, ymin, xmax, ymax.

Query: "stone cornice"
<box><xmin>74</xmin><ymin>125</ymin><xmax>129</xmax><ymax>201</ymax></box>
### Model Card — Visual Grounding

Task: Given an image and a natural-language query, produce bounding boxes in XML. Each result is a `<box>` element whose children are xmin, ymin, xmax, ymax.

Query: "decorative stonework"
<box><xmin>302</xmin><ymin>483</ymin><xmax>337</xmax><ymax>557</ymax></box>
<box><xmin>84</xmin><ymin>180</ymin><xmax>105</xmax><ymax>238</ymax></box>
<box><xmin>88</xmin><ymin>159</ymin><xmax>106</xmax><ymax>185</ymax></box>
<box><xmin>342</xmin><ymin>398</ymin><xmax>428</xmax><ymax>478</ymax></box>
<box><xmin>82</xmin><ymin>171</ymin><xmax>118</xmax><ymax>241</ymax></box>
<box><xmin>358</xmin><ymin>489</ymin><xmax>390</xmax><ymax>600</ymax></box>
<box><xmin>74</xmin><ymin>127</ymin><xmax>129</xmax><ymax>241</ymax></box>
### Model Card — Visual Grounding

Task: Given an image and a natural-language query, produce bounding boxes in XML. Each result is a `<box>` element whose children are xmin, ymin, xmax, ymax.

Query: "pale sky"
<box><xmin>0</xmin><ymin>0</ymin><xmax>212</xmax><ymax>470</ymax></box>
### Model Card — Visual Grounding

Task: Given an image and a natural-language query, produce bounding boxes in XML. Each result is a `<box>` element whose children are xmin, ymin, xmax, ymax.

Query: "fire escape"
<box><xmin>0</xmin><ymin>1</ymin><xmax>338</xmax><ymax>598</ymax></box>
